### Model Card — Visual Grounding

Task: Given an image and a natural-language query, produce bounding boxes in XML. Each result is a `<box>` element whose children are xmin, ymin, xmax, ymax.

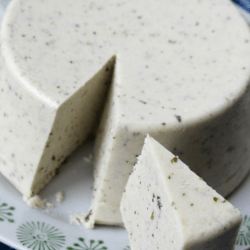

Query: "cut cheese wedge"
<box><xmin>0</xmin><ymin>0</ymin><xmax>250</xmax><ymax>226</ymax></box>
<box><xmin>120</xmin><ymin>135</ymin><xmax>242</xmax><ymax>250</ymax></box>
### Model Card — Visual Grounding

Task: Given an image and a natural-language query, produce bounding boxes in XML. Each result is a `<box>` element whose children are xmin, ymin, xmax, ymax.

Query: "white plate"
<box><xmin>0</xmin><ymin>1</ymin><xmax>250</xmax><ymax>250</ymax></box>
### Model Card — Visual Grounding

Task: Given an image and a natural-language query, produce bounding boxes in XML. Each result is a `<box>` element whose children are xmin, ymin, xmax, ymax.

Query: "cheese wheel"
<box><xmin>0</xmin><ymin>0</ymin><xmax>250</xmax><ymax>226</ymax></box>
<box><xmin>120</xmin><ymin>135</ymin><xmax>242</xmax><ymax>250</ymax></box>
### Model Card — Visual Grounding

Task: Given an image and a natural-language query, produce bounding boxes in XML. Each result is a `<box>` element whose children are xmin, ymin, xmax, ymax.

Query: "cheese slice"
<box><xmin>120</xmin><ymin>135</ymin><xmax>242</xmax><ymax>250</ymax></box>
<box><xmin>0</xmin><ymin>0</ymin><xmax>250</xmax><ymax>226</ymax></box>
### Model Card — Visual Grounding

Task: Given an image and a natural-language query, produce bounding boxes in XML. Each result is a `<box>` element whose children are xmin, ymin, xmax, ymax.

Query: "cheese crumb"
<box><xmin>46</xmin><ymin>202</ymin><xmax>54</xmax><ymax>208</ymax></box>
<box><xmin>56</xmin><ymin>191</ymin><xmax>65</xmax><ymax>203</ymax></box>
<box><xmin>70</xmin><ymin>211</ymin><xmax>94</xmax><ymax>229</ymax></box>
<box><xmin>23</xmin><ymin>195</ymin><xmax>53</xmax><ymax>209</ymax></box>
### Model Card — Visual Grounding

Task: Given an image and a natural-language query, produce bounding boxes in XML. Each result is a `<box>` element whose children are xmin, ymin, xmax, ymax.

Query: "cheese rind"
<box><xmin>120</xmin><ymin>135</ymin><xmax>242</xmax><ymax>250</ymax></box>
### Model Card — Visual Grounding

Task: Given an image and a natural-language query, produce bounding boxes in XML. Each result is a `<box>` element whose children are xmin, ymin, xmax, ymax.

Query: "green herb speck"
<box><xmin>151</xmin><ymin>212</ymin><xmax>154</xmax><ymax>220</ymax></box>
<box><xmin>171</xmin><ymin>157</ymin><xmax>178</xmax><ymax>163</ymax></box>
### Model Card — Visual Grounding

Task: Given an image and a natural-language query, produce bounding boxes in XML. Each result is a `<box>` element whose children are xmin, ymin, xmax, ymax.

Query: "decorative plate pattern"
<box><xmin>67</xmin><ymin>238</ymin><xmax>107</xmax><ymax>250</ymax></box>
<box><xmin>16</xmin><ymin>222</ymin><xmax>65</xmax><ymax>250</ymax></box>
<box><xmin>237</xmin><ymin>215</ymin><xmax>250</xmax><ymax>246</ymax></box>
<box><xmin>0</xmin><ymin>203</ymin><xmax>15</xmax><ymax>223</ymax></box>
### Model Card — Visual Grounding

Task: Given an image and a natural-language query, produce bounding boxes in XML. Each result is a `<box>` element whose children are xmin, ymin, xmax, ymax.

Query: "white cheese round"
<box><xmin>0</xmin><ymin>0</ymin><xmax>250</xmax><ymax>225</ymax></box>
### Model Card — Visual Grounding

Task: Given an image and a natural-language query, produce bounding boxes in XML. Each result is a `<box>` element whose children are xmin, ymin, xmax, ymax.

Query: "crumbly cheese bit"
<box><xmin>0</xmin><ymin>0</ymin><xmax>250</xmax><ymax>226</ymax></box>
<box><xmin>56</xmin><ymin>191</ymin><xmax>65</xmax><ymax>203</ymax></box>
<box><xmin>120</xmin><ymin>135</ymin><xmax>242</xmax><ymax>250</ymax></box>
<box><xmin>46</xmin><ymin>202</ymin><xmax>54</xmax><ymax>208</ymax></box>
<box><xmin>23</xmin><ymin>195</ymin><xmax>53</xmax><ymax>209</ymax></box>
<box><xmin>70</xmin><ymin>210</ymin><xmax>94</xmax><ymax>229</ymax></box>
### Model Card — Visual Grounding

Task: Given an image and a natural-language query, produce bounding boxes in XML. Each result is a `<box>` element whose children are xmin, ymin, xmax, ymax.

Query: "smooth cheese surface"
<box><xmin>0</xmin><ymin>0</ymin><xmax>250</xmax><ymax>224</ymax></box>
<box><xmin>2</xmin><ymin>0</ymin><xmax>250</xmax><ymax>121</ymax></box>
<box><xmin>120</xmin><ymin>135</ymin><xmax>242</xmax><ymax>250</ymax></box>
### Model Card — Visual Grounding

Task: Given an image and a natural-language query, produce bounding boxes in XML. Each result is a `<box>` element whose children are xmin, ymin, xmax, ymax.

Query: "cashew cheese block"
<box><xmin>120</xmin><ymin>135</ymin><xmax>242</xmax><ymax>250</ymax></box>
<box><xmin>0</xmin><ymin>0</ymin><xmax>250</xmax><ymax>226</ymax></box>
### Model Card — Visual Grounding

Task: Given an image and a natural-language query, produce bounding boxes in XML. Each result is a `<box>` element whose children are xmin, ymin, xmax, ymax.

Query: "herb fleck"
<box><xmin>150</xmin><ymin>212</ymin><xmax>154</xmax><ymax>220</ymax></box>
<box><xmin>213</xmin><ymin>197</ymin><xmax>218</xmax><ymax>202</ymax></box>
<box><xmin>227</xmin><ymin>146</ymin><xmax>234</xmax><ymax>152</ymax></box>
<box><xmin>84</xmin><ymin>209</ymin><xmax>92</xmax><ymax>222</ymax></box>
<box><xmin>171</xmin><ymin>157</ymin><xmax>178</xmax><ymax>163</ymax></box>
<box><xmin>175</xmin><ymin>115</ymin><xmax>182</xmax><ymax>122</ymax></box>
<box><xmin>168</xmin><ymin>39</ymin><xmax>176</xmax><ymax>44</ymax></box>
<box><xmin>157</xmin><ymin>196</ymin><xmax>162</xmax><ymax>209</ymax></box>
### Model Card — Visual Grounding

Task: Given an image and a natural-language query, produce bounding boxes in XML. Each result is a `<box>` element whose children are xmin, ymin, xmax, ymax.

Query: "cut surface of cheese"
<box><xmin>120</xmin><ymin>135</ymin><xmax>242</xmax><ymax>250</ymax></box>
<box><xmin>0</xmin><ymin>0</ymin><xmax>115</xmax><ymax>197</ymax></box>
<box><xmin>0</xmin><ymin>0</ymin><xmax>250</xmax><ymax>226</ymax></box>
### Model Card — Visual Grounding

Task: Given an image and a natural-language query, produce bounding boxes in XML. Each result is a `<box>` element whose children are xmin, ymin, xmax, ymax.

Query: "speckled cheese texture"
<box><xmin>0</xmin><ymin>0</ymin><xmax>115</xmax><ymax>197</ymax></box>
<box><xmin>0</xmin><ymin>0</ymin><xmax>250</xmax><ymax>226</ymax></box>
<box><xmin>120</xmin><ymin>136</ymin><xmax>242</xmax><ymax>250</ymax></box>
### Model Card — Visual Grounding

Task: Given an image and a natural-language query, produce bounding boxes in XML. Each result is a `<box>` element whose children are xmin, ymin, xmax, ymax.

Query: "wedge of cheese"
<box><xmin>120</xmin><ymin>135</ymin><xmax>242</xmax><ymax>250</ymax></box>
<box><xmin>0</xmin><ymin>0</ymin><xmax>250</xmax><ymax>226</ymax></box>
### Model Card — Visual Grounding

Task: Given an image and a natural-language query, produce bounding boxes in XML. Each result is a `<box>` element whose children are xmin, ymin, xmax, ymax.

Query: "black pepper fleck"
<box><xmin>175</xmin><ymin>115</ymin><xmax>182</xmax><ymax>122</ymax></box>
<box><xmin>157</xmin><ymin>196</ymin><xmax>162</xmax><ymax>209</ymax></box>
